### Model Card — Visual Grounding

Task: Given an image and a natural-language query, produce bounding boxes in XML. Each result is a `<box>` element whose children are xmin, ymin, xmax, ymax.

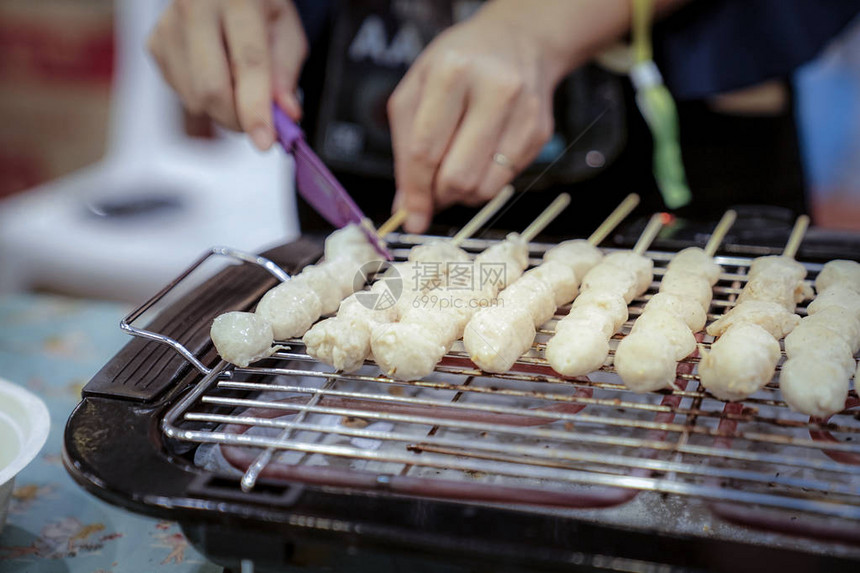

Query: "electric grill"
<box><xmin>64</xmin><ymin>230</ymin><xmax>860</xmax><ymax>572</ymax></box>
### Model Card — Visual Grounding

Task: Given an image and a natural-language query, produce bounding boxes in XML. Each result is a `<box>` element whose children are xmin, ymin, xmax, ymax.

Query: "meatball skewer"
<box><xmin>371</xmin><ymin>194</ymin><xmax>572</xmax><ymax>381</ymax></box>
<box><xmin>698</xmin><ymin>216</ymin><xmax>811</xmax><ymax>401</ymax></box>
<box><xmin>303</xmin><ymin>186</ymin><xmax>515</xmax><ymax>373</ymax></box>
<box><xmin>464</xmin><ymin>194</ymin><xmax>641</xmax><ymax>373</ymax></box>
<box><xmin>210</xmin><ymin>221</ymin><xmax>384</xmax><ymax>367</ymax></box>
<box><xmin>614</xmin><ymin>210</ymin><xmax>736</xmax><ymax>392</ymax></box>
<box><xmin>545</xmin><ymin>212</ymin><xmax>665</xmax><ymax>377</ymax></box>
<box><xmin>780</xmin><ymin>259</ymin><xmax>860</xmax><ymax>417</ymax></box>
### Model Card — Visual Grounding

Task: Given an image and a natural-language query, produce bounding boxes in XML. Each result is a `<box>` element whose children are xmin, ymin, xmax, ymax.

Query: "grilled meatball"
<box><xmin>544</xmin><ymin>239</ymin><xmax>603</xmax><ymax>281</ymax></box>
<box><xmin>527</xmin><ymin>260</ymin><xmax>579</xmax><ymax>306</ymax></box>
<box><xmin>603</xmin><ymin>251</ymin><xmax>654</xmax><ymax>294</ymax></box>
<box><xmin>580</xmin><ymin>264</ymin><xmax>639</xmax><ymax>303</ymax></box>
<box><xmin>499</xmin><ymin>274</ymin><xmax>556</xmax><ymax>327</ymax></box>
<box><xmin>667</xmin><ymin>247</ymin><xmax>722</xmax><ymax>286</ymax></box>
<box><xmin>644</xmin><ymin>291</ymin><xmax>708</xmax><ymax>332</ymax></box>
<box><xmin>815</xmin><ymin>259</ymin><xmax>860</xmax><ymax>294</ymax></box>
<box><xmin>255</xmin><ymin>280</ymin><xmax>323</xmax><ymax>339</ymax></box>
<box><xmin>464</xmin><ymin>306</ymin><xmax>536</xmax><ymax>373</ymax></box>
<box><xmin>699</xmin><ymin>323</ymin><xmax>781</xmax><ymax>402</ymax></box>
<box><xmin>210</xmin><ymin>311</ymin><xmax>278</xmax><ymax>367</ymax></box>
<box><xmin>545</xmin><ymin>322</ymin><xmax>611</xmax><ymax>377</ymax></box>
<box><xmin>706</xmin><ymin>300</ymin><xmax>800</xmax><ymax>340</ymax></box>
<box><xmin>780</xmin><ymin>359</ymin><xmax>850</xmax><ymax>418</ymax></box>
<box><xmin>659</xmin><ymin>272</ymin><xmax>713</xmax><ymax>311</ymax></box>
<box><xmin>614</xmin><ymin>334</ymin><xmax>678</xmax><ymax>393</ymax></box>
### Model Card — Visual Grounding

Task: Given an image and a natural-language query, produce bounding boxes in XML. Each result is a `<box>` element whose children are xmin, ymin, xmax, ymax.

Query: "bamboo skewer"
<box><xmin>376</xmin><ymin>184</ymin><xmax>515</xmax><ymax>249</ymax></box>
<box><xmin>376</xmin><ymin>209</ymin><xmax>409</xmax><ymax>237</ymax></box>
<box><xmin>521</xmin><ymin>193</ymin><xmax>572</xmax><ymax>243</ymax></box>
<box><xmin>704</xmin><ymin>210</ymin><xmax>738</xmax><ymax>258</ymax></box>
<box><xmin>783</xmin><ymin>214</ymin><xmax>810</xmax><ymax>259</ymax></box>
<box><xmin>451</xmin><ymin>185</ymin><xmax>516</xmax><ymax>246</ymax></box>
<box><xmin>632</xmin><ymin>212</ymin><xmax>665</xmax><ymax>255</ymax></box>
<box><xmin>588</xmin><ymin>193</ymin><xmax>640</xmax><ymax>246</ymax></box>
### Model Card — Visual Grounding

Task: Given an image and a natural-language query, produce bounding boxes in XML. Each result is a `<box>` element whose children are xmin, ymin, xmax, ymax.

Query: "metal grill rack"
<box><xmin>132</xmin><ymin>233</ymin><xmax>860</xmax><ymax>539</ymax></box>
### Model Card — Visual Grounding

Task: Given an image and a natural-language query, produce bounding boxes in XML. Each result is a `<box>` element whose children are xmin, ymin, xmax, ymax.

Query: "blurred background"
<box><xmin>0</xmin><ymin>0</ymin><xmax>858</xmax><ymax>303</ymax></box>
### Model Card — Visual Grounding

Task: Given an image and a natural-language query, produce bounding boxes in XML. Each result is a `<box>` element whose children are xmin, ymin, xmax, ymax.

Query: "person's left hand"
<box><xmin>387</xmin><ymin>7</ymin><xmax>563</xmax><ymax>233</ymax></box>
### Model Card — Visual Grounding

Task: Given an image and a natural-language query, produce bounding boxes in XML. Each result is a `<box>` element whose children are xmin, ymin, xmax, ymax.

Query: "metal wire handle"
<box><xmin>119</xmin><ymin>246</ymin><xmax>290</xmax><ymax>375</ymax></box>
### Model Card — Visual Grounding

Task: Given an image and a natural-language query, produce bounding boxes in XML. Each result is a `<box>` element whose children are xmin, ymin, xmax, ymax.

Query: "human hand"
<box><xmin>387</xmin><ymin>7</ymin><xmax>561</xmax><ymax>233</ymax></box>
<box><xmin>148</xmin><ymin>0</ymin><xmax>308</xmax><ymax>151</ymax></box>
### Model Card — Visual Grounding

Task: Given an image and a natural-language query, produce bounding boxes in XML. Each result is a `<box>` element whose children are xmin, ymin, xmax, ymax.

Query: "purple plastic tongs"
<box><xmin>272</xmin><ymin>104</ymin><xmax>391</xmax><ymax>260</ymax></box>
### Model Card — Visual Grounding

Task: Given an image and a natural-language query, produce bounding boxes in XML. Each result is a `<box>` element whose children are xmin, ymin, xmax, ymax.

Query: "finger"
<box><xmin>149</xmin><ymin>6</ymin><xmax>198</xmax><ymax>113</ymax></box>
<box><xmin>434</xmin><ymin>71</ymin><xmax>521</xmax><ymax>208</ymax></box>
<box><xmin>406</xmin><ymin>55</ymin><xmax>469</xmax><ymax>182</ymax></box>
<box><xmin>223</xmin><ymin>0</ymin><xmax>275</xmax><ymax>150</ymax></box>
<box><xmin>184</xmin><ymin>0</ymin><xmax>240</xmax><ymax>130</ymax></box>
<box><xmin>475</xmin><ymin>91</ymin><xmax>554</xmax><ymax>201</ymax></box>
<box><xmin>268</xmin><ymin>0</ymin><xmax>308</xmax><ymax>121</ymax></box>
<box><xmin>388</xmin><ymin>69</ymin><xmax>434</xmax><ymax>233</ymax></box>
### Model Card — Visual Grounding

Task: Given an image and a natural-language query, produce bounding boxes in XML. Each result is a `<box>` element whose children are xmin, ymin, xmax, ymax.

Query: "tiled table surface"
<box><xmin>0</xmin><ymin>294</ymin><xmax>220</xmax><ymax>573</ymax></box>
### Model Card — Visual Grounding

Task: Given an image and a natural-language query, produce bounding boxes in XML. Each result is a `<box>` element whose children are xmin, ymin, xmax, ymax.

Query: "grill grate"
<box><xmin>152</xmin><ymin>234</ymin><xmax>859</xmax><ymax>527</ymax></box>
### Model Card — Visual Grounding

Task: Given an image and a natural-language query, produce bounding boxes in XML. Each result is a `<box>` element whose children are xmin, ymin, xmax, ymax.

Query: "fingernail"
<box><xmin>250</xmin><ymin>126</ymin><xmax>273</xmax><ymax>151</ymax></box>
<box><xmin>392</xmin><ymin>191</ymin><xmax>403</xmax><ymax>212</ymax></box>
<box><xmin>276</xmin><ymin>92</ymin><xmax>302</xmax><ymax>121</ymax></box>
<box><xmin>405</xmin><ymin>212</ymin><xmax>429</xmax><ymax>233</ymax></box>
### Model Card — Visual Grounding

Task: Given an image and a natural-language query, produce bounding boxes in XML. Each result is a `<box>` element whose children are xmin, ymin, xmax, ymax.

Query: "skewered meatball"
<box><xmin>644</xmin><ymin>291</ymin><xmax>707</xmax><ymax>332</ymax></box>
<box><xmin>603</xmin><ymin>251</ymin><xmax>654</xmax><ymax>294</ymax></box>
<box><xmin>628</xmin><ymin>309</ymin><xmax>697</xmax><ymax>360</ymax></box>
<box><xmin>499</xmin><ymin>274</ymin><xmax>556</xmax><ymax>327</ymax></box>
<box><xmin>409</xmin><ymin>240</ymin><xmax>471</xmax><ymax>266</ymax></box>
<box><xmin>706</xmin><ymin>300</ymin><xmax>801</xmax><ymax>339</ymax></box>
<box><xmin>544</xmin><ymin>239</ymin><xmax>603</xmax><ymax>281</ymax></box>
<box><xmin>255</xmin><ymin>280</ymin><xmax>323</xmax><ymax>339</ymax></box>
<box><xmin>780</xmin><ymin>359</ymin><xmax>850</xmax><ymax>418</ymax></box>
<box><xmin>464</xmin><ymin>306</ymin><xmax>536</xmax><ymax>373</ymax></box>
<box><xmin>527</xmin><ymin>261</ymin><xmax>579</xmax><ymax>306</ymax></box>
<box><xmin>807</xmin><ymin>286</ymin><xmax>860</xmax><ymax>317</ymax></box>
<box><xmin>815</xmin><ymin>259</ymin><xmax>860</xmax><ymax>294</ymax></box>
<box><xmin>296</xmin><ymin>264</ymin><xmax>344</xmax><ymax>314</ymax></box>
<box><xmin>372</xmin><ymin>322</ymin><xmax>447</xmax><ymax>380</ymax></box>
<box><xmin>748</xmin><ymin>256</ymin><xmax>807</xmax><ymax>283</ymax></box>
<box><xmin>667</xmin><ymin>247</ymin><xmax>722</xmax><ymax>286</ymax></box>
<box><xmin>783</xmin><ymin>324</ymin><xmax>856</xmax><ymax>377</ymax></box>
<box><xmin>324</xmin><ymin>223</ymin><xmax>380</xmax><ymax>263</ymax></box>
<box><xmin>699</xmin><ymin>323</ymin><xmax>781</xmax><ymax>402</ymax></box>
<box><xmin>545</xmin><ymin>323</ymin><xmax>610</xmax><ymax>376</ymax></box>
<box><xmin>210</xmin><ymin>311</ymin><xmax>278</xmax><ymax>367</ymax></box>
<box><xmin>570</xmin><ymin>290</ymin><xmax>629</xmax><ymax>332</ymax></box>
<box><xmin>303</xmin><ymin>286</ymin><xmax>398</xmax><ymax>372</ymax></box>
<box><xmin>736</xmin><ymin>269</ymin><xmax>811</xmax><ymax>311</ymax></box>
<box><xmin>799</xmin><ymin>306</ymin><xmax>860</xmax><ymax>353</ymax></box>
<box><xmin>562</xmin><ymin>305</ymin><xmax>617</xmax><ymax>338</ymax></box>
<box><xmin>614</xmin><ymin>334</ymin><xmax>678</xmax><ymax>393</ymax></box>
<box><xmin>580</xmin><ymin>264</ymin><xmax>639</xmax><ymax>303</ymax></box>
<box><xmin>659</xmin><ymin>272</ymin><xmax>713</xmax><ymax>311</ymax></box>
<box><xmin>475</xmin><ymin>233</ymin><xmax>529</xmax><ymax>289</ymax></box>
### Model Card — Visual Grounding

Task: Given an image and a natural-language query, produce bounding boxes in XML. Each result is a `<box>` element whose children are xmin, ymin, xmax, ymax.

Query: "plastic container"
<box><xmin>0</xmin><ymin>378</ymin><xmax>50</xmax><ymax>533</ymax></box>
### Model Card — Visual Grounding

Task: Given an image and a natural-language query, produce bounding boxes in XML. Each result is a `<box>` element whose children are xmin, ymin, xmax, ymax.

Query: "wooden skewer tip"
<box><xmin>377</xmin><ymin>209</ymin><xmax>409</xmax><ymax>237</ymax></box>
<box><xmin>522</xmin><ymin>193</ymin><xmax>571</xmax><ymax>242</ymax></box>
<box><xmin>451</xmin><ymin>185</ymin><xmax>517</xmax><ymax>245</ymax></box>
<box><xmin>588</xmin><ymin>193</ymin><xmax>641</xmax><ymax>246</ymax></box>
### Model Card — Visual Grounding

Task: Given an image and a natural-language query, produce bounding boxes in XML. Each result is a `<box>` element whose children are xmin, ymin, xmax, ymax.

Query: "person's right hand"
<box><xmin>148</xmin><ymin>0</ymin><xmax>308</xmax><ymax>151</ymax></box>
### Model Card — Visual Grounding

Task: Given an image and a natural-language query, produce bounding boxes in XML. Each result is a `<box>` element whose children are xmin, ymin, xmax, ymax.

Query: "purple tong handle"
<box><xmin>272</xmin><ymin>104</ymin><xmax>391</xmax><ymax>259</ymax></box>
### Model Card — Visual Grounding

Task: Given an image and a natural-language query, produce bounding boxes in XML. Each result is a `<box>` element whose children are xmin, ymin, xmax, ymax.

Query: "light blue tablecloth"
<box><xmin>0</xmin><ymin>294</ymin><xmax>220</xmax><ymax>572</ymax></box>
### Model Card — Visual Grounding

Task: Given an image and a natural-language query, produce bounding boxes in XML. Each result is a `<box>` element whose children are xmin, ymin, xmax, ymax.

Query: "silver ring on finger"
<box><xmin>492</xmin><ymin>152</ymin><xmax>518</xmax><ymax>173</ymax></box>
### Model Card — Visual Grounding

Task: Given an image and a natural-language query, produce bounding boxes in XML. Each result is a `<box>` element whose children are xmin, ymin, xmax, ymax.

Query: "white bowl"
<box><xmin>0</xmin><ymin>378</ymin><xmax>50</xmax><ymax>533</ymax></box>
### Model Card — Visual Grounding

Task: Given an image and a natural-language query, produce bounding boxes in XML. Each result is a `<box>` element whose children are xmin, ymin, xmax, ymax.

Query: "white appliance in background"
<box><xmin>0</xmin><ymin>0</ymin><xmax>299</xmax><ymax>303</ymax></box>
